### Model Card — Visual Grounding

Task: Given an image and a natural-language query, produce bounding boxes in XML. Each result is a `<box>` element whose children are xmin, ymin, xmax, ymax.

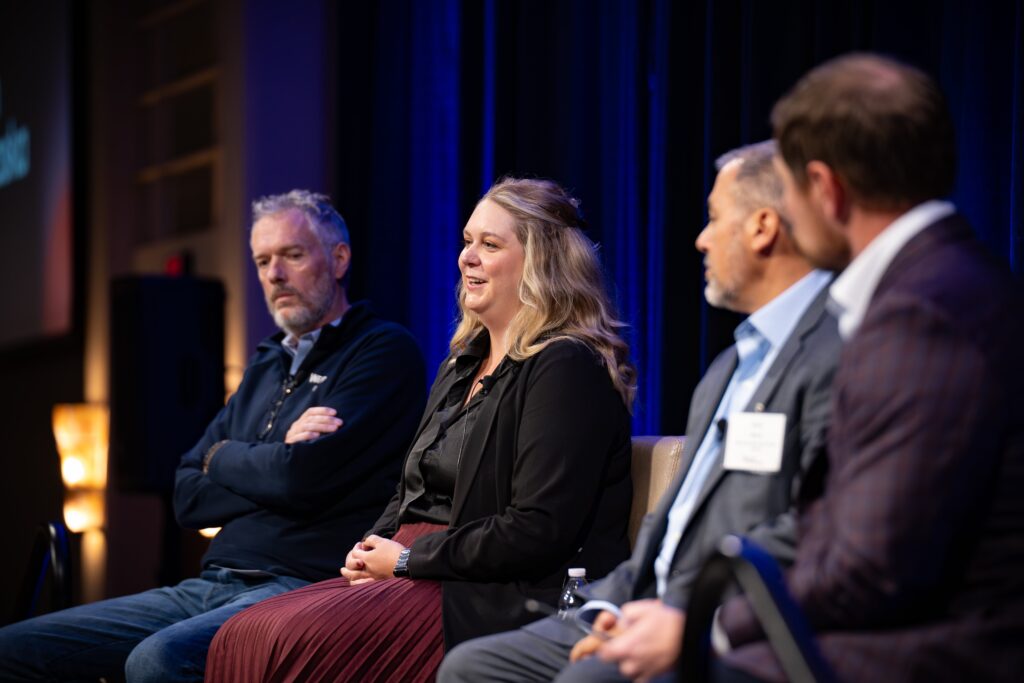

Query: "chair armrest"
<box><xmin>11</xmin><ymin>521</ymin><xmax>72</xmax><ymax>623</ymax></box>
<box><xmin>679</xmin><ymin>535</ymin><xmax>834</xmax><ymax>683</ymax></box>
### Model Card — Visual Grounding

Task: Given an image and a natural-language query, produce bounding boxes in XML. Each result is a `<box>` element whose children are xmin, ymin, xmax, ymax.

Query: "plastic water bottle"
<box><xmin>557</xmin><ymin>567</ymin><xmax>587</xmax><ymax>618</ymax></box>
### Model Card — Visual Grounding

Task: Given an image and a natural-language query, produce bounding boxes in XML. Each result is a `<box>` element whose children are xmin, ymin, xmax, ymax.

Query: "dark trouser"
<box><xmin>0</xmin><ymin>568</ymin><xmax>306</xmax><ymax>683</ymax></box>
<box><xmin>438</xmin><ymin>615</ymin><xmax>640</xmax><ymax>683</ymax></box>
<box><xmin>438</xmin><ymin>613</ymin><xmax>769</xmax><ymax>683</ymax></box>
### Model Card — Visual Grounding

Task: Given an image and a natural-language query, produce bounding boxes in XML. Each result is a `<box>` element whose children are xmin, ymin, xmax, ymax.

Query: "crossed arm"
<box><xmin>174</xmin><ymin>330</ymin><xmax>423</xmax><ymax>527</ymax></box>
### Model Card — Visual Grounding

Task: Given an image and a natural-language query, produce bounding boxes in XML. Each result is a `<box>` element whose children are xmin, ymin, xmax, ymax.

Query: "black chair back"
<box><xmin>11</xmin><ymin>521</ymin><xmax>73</xmax><ymax>623</ymax></box>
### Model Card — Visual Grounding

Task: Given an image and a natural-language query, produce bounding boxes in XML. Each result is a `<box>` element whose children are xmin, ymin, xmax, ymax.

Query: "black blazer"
<box><xmin>367</xmin><ymin>338</ymin><xmax>633</xmax><ymax>648</ymax></box>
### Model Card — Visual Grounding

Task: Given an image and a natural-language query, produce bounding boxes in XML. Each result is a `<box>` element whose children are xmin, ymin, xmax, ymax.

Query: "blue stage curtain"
<box><xmin>408</xmin><ymin>0</ymin><xmax>462</xmax><ymax>370</ymax></box>
<box><xmin>597</xmin><ymin>0</ymin><xmax>657</xmax><ymax>433</ymax></box>
<box><xmin>334</xmin><ymin>0</ymin><xmax>1023</xmax><ymax>435</ymax></box>
<box><xmin>939</xmin><ymin>0</ymin><xmax>1024</xmax><ymax>270</ymax></box>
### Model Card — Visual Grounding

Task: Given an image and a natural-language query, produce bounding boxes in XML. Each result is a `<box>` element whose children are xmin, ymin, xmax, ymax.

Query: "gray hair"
<box><xmin>714</xmin><ymin>140</ymin><xmax>785</xmax><ymax>216</ymax></box>
<box><xmin>251</xmin><ymin>190</ymin><xmax>350</xmax><ymax>250</ymax></box>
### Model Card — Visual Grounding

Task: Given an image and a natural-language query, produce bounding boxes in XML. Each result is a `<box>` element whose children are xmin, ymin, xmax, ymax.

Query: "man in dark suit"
<box><xmin>438</xmin><ymin>140</ymin><xmax>842</xmax><ymax>683</ymax></box>
<box><xmin>710</xmin><ymin>53</ymin><xmax>1024</xmax><ymax>682</ymax></box>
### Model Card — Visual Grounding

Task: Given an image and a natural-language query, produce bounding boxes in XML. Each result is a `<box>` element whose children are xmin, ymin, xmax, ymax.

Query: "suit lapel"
<box><xmin>682</xmin><ymin>286</ymin><xmax>832</xmax><ymax>539</ymax></box>
<box><xmin>634</xmin><ymin>349</ymin><xmax>737</xmax><ymax>573</ymax></box>
<box><xmin>449</xmin><ymin>363</ymin><xmax>520</xmax><ymax>522</ymax></box>
<box><xmin>872</xmin><ymin>214</ymin><xmax>969</xmax><ymax>304</ymax></box>
<box><xmin>679</xmin><ymin>348</ymin><xmax>737</xmax><ymax>478</ymax></box>
<box><xmin>745</xmin><ymin>287</ymin><xmax>830</xmax><ymax>412</ymax></box>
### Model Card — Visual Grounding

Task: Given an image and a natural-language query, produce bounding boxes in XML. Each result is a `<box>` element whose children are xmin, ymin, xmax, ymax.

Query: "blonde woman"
<box><xmin>205</xmin><ymin>178</ymin><xmax>637</xmax><ymax>682</ymax></box>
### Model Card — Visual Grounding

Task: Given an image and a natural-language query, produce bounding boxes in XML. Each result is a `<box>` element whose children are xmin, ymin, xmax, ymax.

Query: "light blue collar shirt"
<box><xmin>281</xmin><ymin>315</ymin><xmax>344</xmax><ymax>376</ymax></box>
<box><xmin>652</xmin><ymin>269</ymin><xmax>832</xmax><ymax>596</ymax></box>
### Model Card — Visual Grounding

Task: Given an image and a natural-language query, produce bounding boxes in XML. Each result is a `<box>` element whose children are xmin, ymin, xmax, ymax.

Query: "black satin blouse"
<box><xmin>399</xmin><ymin>333</ymin><xmax>513</xmax><ymax>525</ymax></box>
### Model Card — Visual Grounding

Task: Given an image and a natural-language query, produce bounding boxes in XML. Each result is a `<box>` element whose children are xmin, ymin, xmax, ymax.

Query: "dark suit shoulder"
<box><xmin>874</xmin><ymin>217</ymin><xmax>1021</xmax><ymax>339</ymax></box>
<box><xmin>704</xmin><ymin>343</ymin><xmax>738</xmax><ymax>375</ymax></box>
<box><xmin>793</xmin><ymin>306</ymin><xmax>841</xmax><ymax>366</ymax></box>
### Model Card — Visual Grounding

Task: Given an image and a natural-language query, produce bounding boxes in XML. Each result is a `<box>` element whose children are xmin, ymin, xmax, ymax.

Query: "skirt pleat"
<box><xmin>205</xmin><ymin>522</ymin><xmax>446</xmax><ymax>683</ymax></box>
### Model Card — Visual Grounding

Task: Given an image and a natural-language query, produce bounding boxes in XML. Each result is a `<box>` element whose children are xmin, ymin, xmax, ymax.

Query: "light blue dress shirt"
<box><xmin>281</xmin><ymin>315</ymin><xmax>343</xmax><ymax>375</ymax></box>
<box><xmin>652</xmin><ymin>269</ymin><xmax>831</xmax><ymax>595</ymax></box>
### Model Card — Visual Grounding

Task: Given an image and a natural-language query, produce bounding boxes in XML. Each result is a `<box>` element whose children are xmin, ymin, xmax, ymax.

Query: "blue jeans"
<box><xmin>0</xmin><ymin>567</ymin><xmax>308</xmax><ymax>683</ymax></box>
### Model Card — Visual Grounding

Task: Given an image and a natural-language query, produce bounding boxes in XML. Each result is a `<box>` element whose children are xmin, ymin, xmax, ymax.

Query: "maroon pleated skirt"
<box><xmin>204</xmin><ymin>522</ymin><xmax>446</xmax><ymax>683</ymax></box>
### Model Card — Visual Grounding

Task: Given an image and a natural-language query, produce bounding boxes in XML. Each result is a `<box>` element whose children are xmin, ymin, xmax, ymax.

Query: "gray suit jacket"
<box><xmin>588</xmin><ymin>284</ymin><xmax>841</xmax><ymax>610</ymax></box>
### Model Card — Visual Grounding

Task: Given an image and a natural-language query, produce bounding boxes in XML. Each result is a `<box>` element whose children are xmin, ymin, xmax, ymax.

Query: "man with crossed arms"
<box><xmin>0</xmin><ymin>190</ymin><xmax>425</xmax><ymax>682</ymax></box>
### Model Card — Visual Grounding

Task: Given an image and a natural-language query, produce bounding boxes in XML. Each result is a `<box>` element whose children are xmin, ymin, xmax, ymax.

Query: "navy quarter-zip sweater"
<box><xmin>174</xmin><ymin>302</ymin><xmax>426</xmax><ymax>581</ymax></box>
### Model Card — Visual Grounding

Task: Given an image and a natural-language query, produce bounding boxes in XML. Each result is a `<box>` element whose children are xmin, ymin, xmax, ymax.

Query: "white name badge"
<box><xmin>722</xmin><ymin>412</ymin><xmax>787</xmax><ymax>473</ymax></box>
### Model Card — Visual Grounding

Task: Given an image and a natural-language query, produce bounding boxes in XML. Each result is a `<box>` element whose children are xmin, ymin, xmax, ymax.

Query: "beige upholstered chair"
<box><xmin>628</xmin><ymin>436</ymin><xmax>685</xmax><ymax>548</ymax></box>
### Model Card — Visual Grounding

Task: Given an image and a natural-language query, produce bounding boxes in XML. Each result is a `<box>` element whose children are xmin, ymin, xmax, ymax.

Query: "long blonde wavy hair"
<box><xmin>450</xmin><ymin>177</ymin><xmax>637</xmax><ymax>410</ymax></box>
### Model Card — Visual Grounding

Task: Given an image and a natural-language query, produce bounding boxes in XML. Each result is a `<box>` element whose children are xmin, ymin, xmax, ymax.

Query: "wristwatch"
<box><xmin>393</xmin><ymin>548</ymin><xmax>411</xmax><ymax>578</ymax></box>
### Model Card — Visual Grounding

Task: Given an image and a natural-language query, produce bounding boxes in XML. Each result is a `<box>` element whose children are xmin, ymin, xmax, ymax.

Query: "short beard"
<box><xmin>703</xmin><ymin>282</ymin><xmax>736</xmax><ymax>310</ymax></box>
<box><xmin>702</xmin><ymin>241</ymin><xmax>747</xmax><ymax>313</ymax></box>
<box><xmin>267</xmin><ymin>278</ymin><xmax>337</xmax><ymax>336</ymax></box>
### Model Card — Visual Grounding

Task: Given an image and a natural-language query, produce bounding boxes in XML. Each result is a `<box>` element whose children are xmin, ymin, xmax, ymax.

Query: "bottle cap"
<box><xmin>568</xmin><ymin>567</ymin><xmax>586</xmax><ymax>578</ymax></box>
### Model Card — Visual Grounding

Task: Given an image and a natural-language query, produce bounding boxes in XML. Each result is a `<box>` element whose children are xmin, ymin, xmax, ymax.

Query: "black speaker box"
<box><xmin>109</xmin><ymin>276</ymin><xmax>225</xmax><ymax>493</ymax></box>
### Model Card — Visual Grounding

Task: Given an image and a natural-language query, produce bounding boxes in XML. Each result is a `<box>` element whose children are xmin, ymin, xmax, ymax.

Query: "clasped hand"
<box><xmin>340</xmin><ymin>535</ymin><xmax>406</xmax><ymax>584</ymax></box>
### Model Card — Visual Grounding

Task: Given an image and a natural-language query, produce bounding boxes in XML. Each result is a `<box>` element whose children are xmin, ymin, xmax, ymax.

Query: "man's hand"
<box><xmin>596</xmin><ymin>600</ymin><xmax>685</xmax><ymax>682</ymax></box>
<box><xmin>345</xmin><ymin>534</ymin><xmax>407</xmax><ymax>582</ymax></box>
<box><xmin>285</xmin><ymin>407</ymin><xmax>343</xmax><ymax>444</ymax></box>
<box><xmin>569</xmin><ymin>610</ymin><xmax>623</xmax><ymax>662</ymax></box>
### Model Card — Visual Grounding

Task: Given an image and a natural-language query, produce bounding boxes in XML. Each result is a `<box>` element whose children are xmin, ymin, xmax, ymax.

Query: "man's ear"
<box><xmin>806</xmin><ymin>161</ymin><xmax>850</xmax><ymax>223</ymax></box>
<box><xmin>332</xmin><ymin>242</ymin><xmax>352</xmax><ymax>281</ymax></box>
<box><xmin>746</xmin><ymin>207</ymin><xmax>781</xmax><ymax>255</ymax></box>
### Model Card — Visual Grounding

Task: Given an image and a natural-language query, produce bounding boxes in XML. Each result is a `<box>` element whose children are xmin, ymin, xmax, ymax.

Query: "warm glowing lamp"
<box><xmin>52</xmin><ymin>403</ymin><xmax>109</xmax><ymax>603</ymax></box>
<box><xmin>61</xmin><ymin>456</ymin><xmax>87</xmax><ymax>485</ymax></box>
<box><xmin>198</xmin><ymin>527</ymin><xmax>221</xmax><ymax>538</ymax></box>
<box><xmin>53</xmin><ymin>404</ymin><xmax>109</xmax><ymax>532</ymax></box>
<box><xmin>62</xmin><ymin>490</ymin><xmax>106</xmax><ymax>533</ymax></box>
